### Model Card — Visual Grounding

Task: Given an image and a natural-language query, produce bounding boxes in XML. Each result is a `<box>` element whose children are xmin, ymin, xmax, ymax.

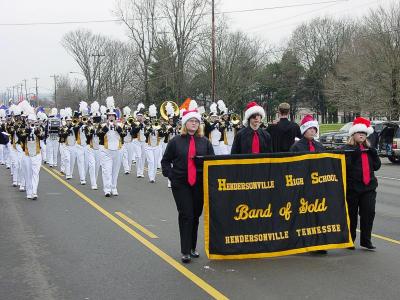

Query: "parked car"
<box><xmin>378</xmin><ymin>121</ymin><xmax>400</xmax><ymax>164</ymax></box>
<box><xmin>332</xmin><ymin>120</ymin><xmax>384</xmax><ymax>149</ymax></box>
<box><xmin>318</xmin><ymin>122</ymin><xmax>352</xmax><ymax>149</ymax></box>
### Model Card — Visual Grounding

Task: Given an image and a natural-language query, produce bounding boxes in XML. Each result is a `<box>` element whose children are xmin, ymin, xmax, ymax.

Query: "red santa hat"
<box><xmin>349</xmin><ymin>117</ymin><xmax>373</xmax><ymax>136</ymax></box>
<box><xmin>300</xmin><ymin>115</ymin><xmax>319</xmax><ymax>135</ymax></box>
<box><xmin>181</xmin><ymin>109</ymin><xmax>201</xmax><ymax>126</ymax></box>
<box><xmin>243</xmin><ymin>101</ymin><xmax>265</xmax><ymax>126</ymax></box>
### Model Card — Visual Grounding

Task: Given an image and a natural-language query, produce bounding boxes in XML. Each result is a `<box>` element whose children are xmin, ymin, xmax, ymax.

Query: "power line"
<box><xmin>0</xmin><ymin>0</ymin><xmax>348</xmax><ymax>27</ymax></box>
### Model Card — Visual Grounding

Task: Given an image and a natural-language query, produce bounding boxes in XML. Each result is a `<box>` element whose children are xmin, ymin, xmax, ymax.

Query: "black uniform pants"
<box><xmin>171</xmin><ymin>180</ymin><xmax>204</xmax><ymax>255</ymax></box>
<box><xmin>347</xmin><ymin>189</ymin><xmax>376</xmax><ymax>245</ymax></box>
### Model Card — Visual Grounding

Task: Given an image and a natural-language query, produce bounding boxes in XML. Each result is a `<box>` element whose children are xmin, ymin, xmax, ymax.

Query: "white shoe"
<box><xmin>167</xmin><ymin>182</ymin><xmax>171</xmax><ymax>188</ymax></box>
<box><xmin>27</xmin><ymin>195</ymin><xmax>32</xmax><ymax>200</ymax></box>
<box><xmin>12</xmin><ymin>182</ymin><xmax>18</xmax><ymax>187</ymax></box>
<box><xmin>137</xmin><ymin>174</ymin><xmax>144</xmax><ymax>178</ymax></box>
<box><xmin>66</xmin><ymin>175</ymin><xmax>72</xmax><ymax>180</ymax></box>
<box><xmin>19</xmin><ymin>187</ymin><xmax>25</xmax><ymax>192</ymax></box>
<box><xmin>32</xmin><ymin>194</ymin><xmax>38</xmax><ymax>200</ymax></box>
<box><xmin>111</xmin><ymin>189</ymin><xmax>119</xmax><ymax>196</ymax></box>
<box><xmin>80</xmin><ymin>180</ymin><xmax>86</xmax><ymax>185</ymax></box>
<box><xmin>91</xmin><ymin>185</ymin><xmax>98</xmax><ymax>190</ymax></box>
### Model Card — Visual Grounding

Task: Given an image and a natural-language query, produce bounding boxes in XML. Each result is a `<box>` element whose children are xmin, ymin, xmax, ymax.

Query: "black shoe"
<box><xmin>105</xmin><ymin>193</ymin><xmax>111</xmax><ymax>197</ymax></box>
<box><xmin>361</xmin><ymin>243</ymin><xmax>376</xmax><ymax>250</ymax></box>
<box><xmin>181</xmin><ymin>254</ymin><xmax>191</xmax><ymax>263</ymax></box>
<box><xmin>190</xmin><ymin>250</ymin><xmax>200</xmax><ymax>258</ymax></box>
<box><xmin>347</xmin><ymin>246</ymin><xmax>356</xmax><ymax>250</ymax></box>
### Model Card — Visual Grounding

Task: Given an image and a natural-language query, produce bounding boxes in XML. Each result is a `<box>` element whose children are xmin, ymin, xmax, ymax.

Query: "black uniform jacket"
<box><xmin>290</xmin><ymin>137</ymin><xmax>325</xmax><ymax>152</ymax></box>
<box><xmin>230</xmin><ymin>126</ymin><xmax>272</xmax><ymax>154</ymax></box>
<box><xmin>267</xmin><ymin>118</ymin><xmax>302</xmax><ymax>152</ymax></box>
<box><xmin>161</xmin><ymin>134</ymin><xmax>214</xmax><ymax>184</ymax></box>
<box><xmin>342</xmin><ymin>144</ymin><xmax>381</xmax><ymax>193</ymax></box>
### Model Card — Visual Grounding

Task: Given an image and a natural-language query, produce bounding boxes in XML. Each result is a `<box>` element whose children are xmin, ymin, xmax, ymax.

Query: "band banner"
<box><xmin>203</xmin><ymin>153</ymin><xmax>353</xmax><ymax>259</ymax></box>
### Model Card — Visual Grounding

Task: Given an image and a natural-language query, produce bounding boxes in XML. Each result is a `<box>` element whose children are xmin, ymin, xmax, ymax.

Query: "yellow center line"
<box><xmin>115</xmin><ymin>211</ymin><xmax>158</xmax><ymax>239</ymax></box>
<box><xmin>42</xmin><ymin>166</ymin><xmax>228</xmax><ymax>300</ymax></box>
<box><xmin>356</xmin><ymin>229</ymin><xmax>400</xmax><ymax>245</ymax></box>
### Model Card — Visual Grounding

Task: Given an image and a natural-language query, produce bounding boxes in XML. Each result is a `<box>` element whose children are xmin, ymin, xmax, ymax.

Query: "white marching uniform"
<box><xmin>75</xmin><ymin>125</ymin><xmax>88</xmax><ymax>183</ymax></box>
<box><xmin>64</xmin><ymin>125</ymin><xmax>85</xmax><ymax>182</ymax></box>
<box><xmin>98</xmin><ymin>124</ymin><xmax>124</xmax><ymax>195</ymax></box>
<box><xmin>86</xmin><ymin>127</ymin><xmax>101</xmax><ymax>189</ymax></box>
<box><xmin>46</xmin><ymin>118</ymin><xmax>60</xmax><ymax>167</ymax></box>
<box><xmin>122</xmin><ymin>127</ymin><xmax>134</xmax><ymax>174</ymax></box>
<box><xmin>132</xmin><ymin>123</ymin><xmax>146</xmax><ymax>177</ymax></box>
<box><xmin>144</xmin><ymin>128</ymin><xmax>163</xmax><ymax>182</ymax></box>
<box><xmin>21</xmin><ymin>128</ymin><xmax>42</xmax><ymax>199</ymax></box>
<box><xmin>220</xmin><ymin>122</ymin><xmax>236</xmax><ymax>155</ymax></box>
<box><xmin>209</xmin><ymin>126</ymin><xmax>223</xmax><ymax>155</ymax></box>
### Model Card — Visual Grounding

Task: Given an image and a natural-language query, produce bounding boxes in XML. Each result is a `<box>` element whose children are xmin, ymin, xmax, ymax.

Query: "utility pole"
<box><xmin>50</xmin><ymin>75</ymin><xmax>58</xmax><ymax>108</ymax></box>
<box><xmin>23</xmin><ymin>79</ymin><xmax>28</xmax><ymax>103</ymax></box>
<box><xmin>90</xmin><ymin>53</ymin><xmax>105</xmax><ymax>102</ymax></box>
<box><xmin>33</xmin><ymin>77</ymin><xmax>39</xmax><ymax>107</ymax></box>
<box><xmin>211</xmin><ymin>0</ymin><xmax>216</xmax><ymax>103</ymax></box>
<box><xmin>20</xmin><ymin>83</ymin><xmax>23</xmax><ymax>101</ymax></box>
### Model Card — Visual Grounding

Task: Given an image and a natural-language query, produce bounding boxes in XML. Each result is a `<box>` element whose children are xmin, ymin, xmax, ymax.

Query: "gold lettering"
<box><xmin>285</xmin><ymin>175</ymin><xmax>304</xmax><ymax>187</ymax></box>
<box><xmin>311</xmin><ymin>172</ymin><xmax>339</xmax><ymax>184</ymax></box>
<box><xmin>233</xmin><ymin>204</ymin><xmax>272</xmax><ymax>221</ymax></box>
<box><xmin>299</xmin><ymin>198</ymin><xmax>328</xmax><ymax>214</ymax></box>
<box><xmin>279</xmin><ymin>202</ymin><xmax>292</xmax><ymax>221</ymax></box>
<box><xmin>218</xmin><ymin>178</ymin><xmax>226</xmax><ymax>191</ymax></box>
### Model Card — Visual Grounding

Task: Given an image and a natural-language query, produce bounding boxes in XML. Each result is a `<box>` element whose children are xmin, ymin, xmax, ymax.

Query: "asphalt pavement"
<box><xmin>0</xmin><ymin>158</ymin><xmax>399</xmax><ymax>300</ymax></box>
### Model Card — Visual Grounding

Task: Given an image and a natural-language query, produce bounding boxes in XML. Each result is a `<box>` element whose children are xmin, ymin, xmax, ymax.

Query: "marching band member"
<box><xmin>121</xmin><ymin>106</ymin><xmax>135</xmax><ymax>175</ymax></box>
<box><xmin>46</xmin><ymin>108</ymin><xmax>60</xmax><ymax>168</ymax></box>
<box><xmin>290</xmin><ymin>115</ymin><xmax>327</xmax><ymax>255</ymax></box>
<box><xmin>231</xmin><ymin>101</ymin><xmax>272</xmax><ymax>154</ymax></box>
<box><xmin>267</xmin><ymin>102</ymin><xmax>302</xmax><ymax>152</ymax></box>
<box><xmin>97</xmin><ymin>96</ymin><xmax>126</xmax><ymax>197</ymax></box>
<box><xmin>58</xmin><ymin>108</ymin><xmax>68</xmax><ymax>175</ymax></box>
<box><xmin>343</xmin><ymin>117</ymin><xmax>381</xmax><ymax>250</ymax></box>
<box><xmin>7</xmin><ymin>105</ymin><xmax>22</xmax><ymax>186</ymax></box>
<box><xmin>290</xmin><ymin>115</ymin><xmax>324</xmax><ymax>152</ymax></box>
<box><xmin>0</xmin><ymin>109</ymin><xmax>6</xmax><ymax>164</ymax></box>
<box><xmin>62</xmin><ymin>109</ymin><xmax>83</xmax><ymax>181</ymax></box>
<box><xmin>18</xmin><ymin>114</ymin><xmax>45</xmax><ymax>200</ymax></box>
<box><xmin>204</xmin><ymin>102</ymin><xmax>222</xmax><ymax>155</ymax></box>
<box><xmin>144</xmin><ymin>104</ymin><xmax>165</xmax><ymax>183</ymax></box>
<box><xmin>37</xmin><ymin>111</ymin><xmax>48</xmax><ymax>163</ymax></box>
<box><xmin>161</xmin><ymin>109</ymin><xmax>214</xmax><ymax>263</ymax></box>
<box><xmin>131</xmin><ymin>103</ymin><xmax>146</xmax><ymax>178</ymax></box>
<box><xmin>74</xmin><ymin>101</ymin><xmax>90</xmax><ymax>184</ymax></box>
<box><xmin>162</xmin><ymin>103</ymin><xmax>180</xmax><ymax>188</ymax></box>
<box><xmin>85</xmin><ymin>101</ymin><xmax>102</xmax><ymax>190</ymax></box>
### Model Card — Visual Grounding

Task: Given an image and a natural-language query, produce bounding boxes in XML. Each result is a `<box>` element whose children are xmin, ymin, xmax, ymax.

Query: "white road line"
<box><xmin>376</xmin><ymin>176</ymin><xmax>400</xmax><ymax>181</ymax></box>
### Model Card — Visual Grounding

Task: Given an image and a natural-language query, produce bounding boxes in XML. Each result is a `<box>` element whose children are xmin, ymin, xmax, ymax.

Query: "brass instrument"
<box><xmin>230</xmin><ymin>113</ymin><xmax>241</xmax><ymax>125</ymax></box>
<box><xmin>127</xmin><ymin>116</ymin><xmax>135</xmax><ymax>125</ymax></box>
<box><xmin>201</xmin><ymin>112</ymin><xmax>209</xmax><ymax>120</ymax></box>
<box><xmin>82</xmin><ymin>116</ymin><xmax>88</xmax><ymax>124</ymax></box>
<box><xmin>160</xmin><ymin>101</ymin><xmax>180</xmax><ymax>121</ymax></box>
<box><xmin>72</xmin><ymin>119</ymin><xmax>79</xmax><ymax>126</ymax></box>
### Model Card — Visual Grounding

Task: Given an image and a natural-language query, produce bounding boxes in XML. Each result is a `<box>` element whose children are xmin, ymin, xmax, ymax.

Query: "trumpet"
<box><xmin>72</xmin><ymin>119</ymin><xmax>79</xmax><ymax>126</ymax></box>
<box><xmin>82</xmin><ymin>116</ymin><xmax>88</xmax><ymax>124</ymax></box>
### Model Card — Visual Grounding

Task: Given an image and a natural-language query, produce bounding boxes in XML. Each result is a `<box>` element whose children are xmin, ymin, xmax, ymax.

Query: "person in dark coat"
<box><xmin>161</xmin><ymin>109</ymin><xmax>214</xmax><ymax>263</ymax></box>
<box><xmin>342</xmin><ymin>117</ymin><xmax>381</xmax><ymax>250</ymax></box>
<box><xmin>290</xmin><ymin>115</ymin><xmax>325</xmax><ymax>152</ymax></box>
<box><xmin>267</xmin><ymin>102</ymin><xmax>302</xmax><ymax>152</ymax></box>
<box><xmin>290</xmin><ymin>115</ymin><xmax>327</xmax><ymax>255</ymax></box>
<box><xmin>231</xmin><ymin>101</ymin><xmax>272</xmax><ymax>154</ymax></box>
<box><xmin>0</xmin><ymin>131</ymin><xmax>9</xmax><ymax>145</ymax></box>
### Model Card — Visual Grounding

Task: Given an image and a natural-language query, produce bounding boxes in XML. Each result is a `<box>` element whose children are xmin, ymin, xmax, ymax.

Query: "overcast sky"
<box><xmin>0</xmin><ymin>0</ymin><xmax>392</xmax><ymax>100</ymax></box>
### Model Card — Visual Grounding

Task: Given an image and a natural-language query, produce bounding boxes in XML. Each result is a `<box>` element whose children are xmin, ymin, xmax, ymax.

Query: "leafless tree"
<box><xmin>114</xmin><ymin>0</ymin><xmax>158</xmax><ymax>107</ymax></box>
<box><xmin>162</xmin><ymin>0</ymin><xmax>209</xmax><ymax>102</ymax></box>
<box><xmin>62</xmin><ymin>29</ymin><xmax>108</xmax><ymax>102</ymax></box>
